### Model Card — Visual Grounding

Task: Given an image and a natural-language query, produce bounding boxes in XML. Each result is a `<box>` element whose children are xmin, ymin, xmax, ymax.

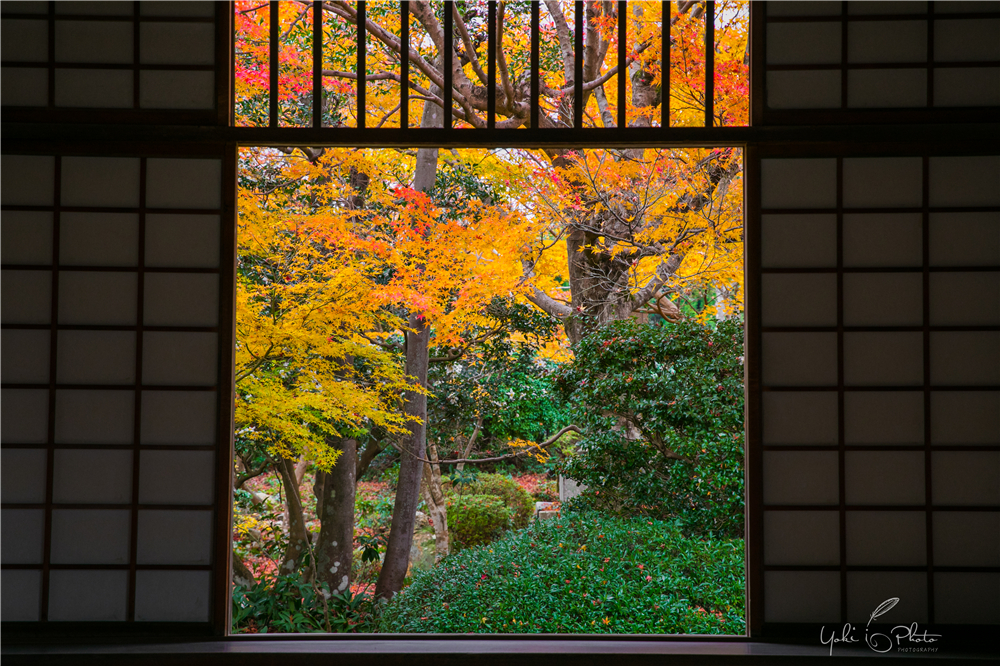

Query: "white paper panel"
<box><xmin>1</xmin><ymin>155</ymin><xmax>54</xmax><ymax>205</ymax></box>
<box><xmin>1</xmin><ymin>329</ymin><xmax>51</xmax><ymax>383</ymax></box>
<box><xmin>845</xmin><ymin>451</ymin><xmax>925</xmax><ymax>505</ymax></box>
<box><xmin>1</xmin><ymin>19</ymin><xmax>48</xmax><ymax>61</ymax></box>
<box><xmin>762</xmin><ymin>333</ymin><xmax>838</xmax><ymax>386</ymax></box>
<box><xmin>50</xmin><ymin>509</ymin><xmax>130</xmax><ymax>564</ymax></box>
<box><xmin>56</xmin><ymin>331</ymin><xmax>136</xmax><ymax>385</ymax></box>
<box><xmin>934</xmin><ymin>67</ymin><xmax>1000</xmax><ymax>107</ymax></box>
<box><xmin>767</xmin><ymin>1</ymin><xmax>841</xmax><ymax>17</ymax></box>
<box><xmin>928</xmin><ymin>212</ymin><xmax>1000</xmax><ymax>266</ymax></box>
<box><xmin>139</xmin><ymin>390</ymin><xmax>216</xmax><ymax>445</ymax></box>
<box><xmin>848</xmin><ymin>69</ymin><xmax>927</xmax><ymax>108</ymax></box>
<box><xmin>54</xmin><ymin>20</ymin><xmax>132</xmax><ymax>64</ymax></box>
<box><xmin>843</xmin><ymin>157</ymin><xmax>923</xmax><ymax>208</ymax></box>
<box><xmin>146</xmin><ymin>158</ymin><xmax>222</xmax><ymax>209</ymax></box>
<box><xmin>1</xmin><ymin>570</ymin><xmax>41</xmax><ymax>621</ymax></box>
<box><xmin>143</xmin><ymin>273</ymin><xmax>219</xmax><ymax>327</ymax></box>
<box><xmin>843</xmin><ymin>213</ymin><xmax>923</xmax><ymax>267</ymax></box>
<box><xmin>843</xmin><ymin>332</ymin><xmax>923</xmax><ymax>386</ymax></box>
<box><xmin>139</xmin><ymin>71</ymin><xmax>215</xmax><ymax>110</ymax></box>
<box><xmin>54</xmin><ymin>389</ymin><xmax>134</xmax><ymax>445</ymax></box>
<box><xmin>1</xmin><ymin>509</ymin><xmax>45</xmax><ymax>564</ymax></box>
<box><xmin>3</xmin><ymin>2</ymin><xmax>48</xmax><ymax>14</ymax></box>
<box><xmin>47</xmin><ymin>570</ymin><xmax>128</xmax><ymax>622</ymax></box>
<box><xmin>141</xmin><ymin>332</ymin><xmax>218</xmax><ymax>386</ymax></box>
<box><xmin>934</xmin><ymin>19</ymin><xmax>1000</xmax><ymax>62</ymax></box>
<box><xmin>136</xmin><ymin>510</ymin><xmax>212</xmax><ymax>564</ymax></box>
<box><xmin>764</xmin><ymin>511</ymin><xmax>840</xmax><ymax>565</ymax></box>
<box><xmin>134</xmin><ymin>570</ymin><xmax>210</xmax><ymax>622</ymax></box>
<box><xmin>138</xmin><ymin>450</ymin><xmax>214</xmax><ymax>505</ymax></box>
<box><xmin>848</xmin><ymin>21</ymin><xmax>927</xmax><ymax>63</ymax></box>
<box><xmin>761</xmin><ymin>214</ymin><xmax>837</xmax><ymax>268</ymax></box>
<box><xmin>848</xmin><ymin>1</ymin><xmax>927</xmax><ymax>14</ymax></box>
<box><xmin>57</xmin><ymin>271</ymin><xmax>137</xmax><ymax>325</ymax></box>
<box><xmin>54</xmin><ymin>68</ymin><xmax>133</xmax><ymax>108</ymax></box>
<box><xmin>761</xmin><ymin>159</ymin><xmax>838</xmax><ymax>209</ymax></box>
<box><xmin>766</xmin><ymin>70</ymin><xmax>841</xmax><ymax>109</ymax></box>
<box><xmin>843</xmin><ymin>273</ymin><xmax>923</xmax><ymax>327</ymax></box>
<box><xmin>931</xmin><ymin>391</ymin><xmax>1000</xmax><ymax>445</ymax></box>
<box><xmin>766</xmin><ymin>22</ymin><xmax>841</xmax><ymax>65</ymax></box>
<box><xmin>932</xmin><ymin>452</ymin><xmax>1000</xmax><ymax>506</ymax></box>
<box><xmin>60</xmin><ymin>157</ymin><xmax>141</xmax><ymax>208</ymax></box>
<box><xmin>0</xmin><ymin>449</ymin><xmax>47</xmax><ymax>503</ymax></box>
<box><xmin>929</xmin><ymin>156</ymin><xmax>1000</xmax><ymax>207</ymax></box>
<box><xmin>934</xmin><ymin>573</ymin><xmax>1000</xmax><ymax>625</ymax></box>
<box><xmin>846</xmin><ymin>572</ymin><xmax>927</xmax><ymax>624</ymax></box>
<box><xmin>930</xmin><ymin>332</ymin><xmax>1000</xmax><ymax>385</ymax></box>
<box><xmin>846</xmin><ymin>511</ymin><xmax>926</xmax><ymax>565</ymax></box>
<box><xmin>55</xmin><ymin>2</ymin><xmax>133</xmax><ymax>16</ymax></box>
<box><xmin>934</xmin><ymin>513</ymin><xmax>1000</xmax><ymax>567</ymax></box>
<box><xmin>59</xmin><ymin>212</ymin><xmax>139</xmax><ymax>266</ymax></box>
<box><xmin>940</xmin><ymin>1</ymin><xmax>1000</xmax><ymax>11</ymax></box>
<box><xmin>844</xmin><ymin>391</ymin><xmax>924</xmax><ymax>446</ymax></box>
<box><xmin>1</xmin><ymin>270</ymin><xmax>52</xmax><ymax>324</ymax></box>
<box><xmin>762</xmin><ymin>391</ymin><xmax>839</xmax><ymax>445</ymax></box>
<box><xmin>1</xmin><ymin>67</ymin><xmax>49</xmax><ymax>106</ymax></box>
<box><xmin>140</xmin><ymin>1</ymin><xmax>215</xmax><ymax>17</ymax></box>
<box><xmin>930</xmin><ymin>272</ymin><xmax>1000</xmax><ymax>326</ymax></box>
<box><xmin>140</xmin><ymin>22</ymin><xmax>214</xmax><ymax>65</ymax></box>
<box><xmin>52</xmin><ymin>449</ymin><xmax>132</xmax><ymax>504</ymax></box>
<box><xmin>1</xmin><ymin>389</ymin><xmax>49</xmax><ymax>443</ymax></box>
<box><xmin>144</xmin><ymin>214</ymin><xmax>221</xmax><ymax>268</ymax></box>
<box><xmin>761</xmin><ymin>273</ymin><xmax>837</xmax><ymax>327</ymax></box>
<box><xmin>2</xmin><ymin>211</ymin><xmax>54</xmax><ymax>265</ymax></box>
<box><xmin>764</xmin><ymin>571</ymin><xmax>840</xmax><ymax>623</ymax></box>
<box><xmin>763</xmin><ymin>451</ymin><xmax>839</xmax><ymax>505</ymax></box>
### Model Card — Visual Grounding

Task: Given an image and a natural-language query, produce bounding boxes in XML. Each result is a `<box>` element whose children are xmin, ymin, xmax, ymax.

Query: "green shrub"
<box><xmin>379</xmin><ymin>513</ymin><xmax>745</xmax><ymax>634</ymax></box>
<box><xmin>447</xmin><ymin>494</ymin><xmax>513</xmax><ymax>551</ymax></box>
<box><xmin>460</xmin><ymin>473</ymin><xmax>535</xmax><ymax>529</ymax></box>
<box><xmin>555</xmin><ymin>318</ymin><xmax>745</xmax><ymax>538</ymax></box>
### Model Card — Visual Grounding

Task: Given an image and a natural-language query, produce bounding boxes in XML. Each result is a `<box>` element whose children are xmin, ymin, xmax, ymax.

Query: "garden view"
<box><xmin>232</xmin><ymin>1</ymin><xmax>748</xmax><ymax>633</ymax></box>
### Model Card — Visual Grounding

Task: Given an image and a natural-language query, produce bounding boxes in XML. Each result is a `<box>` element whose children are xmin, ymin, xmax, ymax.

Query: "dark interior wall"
<box><xmin>0</xmin><ymin>0</ymin><xmax>997</xmax><ymax>644</ymax></box>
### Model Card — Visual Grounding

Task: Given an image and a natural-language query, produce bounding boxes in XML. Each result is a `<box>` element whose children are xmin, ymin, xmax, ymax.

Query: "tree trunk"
<box><xmin>315</xmin><ymin>437</ymin><xmax>357</xmax><ymax>595</ymax></box>
<box><xmin>374</xmin><ymin>81</ymin><xmax>441</xmax><ymax>601</ymax></box>
<box><xmin>232</xmin><ymin>549</ymin><xmax>257</xmax><ymax>588</ymax></box>
<box><xmin>375</xmin><ymin>314</ymin><xmax>432</xmax><ymax>600</ymax></box>
<box><xmin>276</xmin><ymin>455</ymin><xmax>311</xmax><ymax>576</ymax></box>
<box><xmin>420</xmin><ymin>441</ymin><xmax>450</xmax><ymax>561</ymax></box>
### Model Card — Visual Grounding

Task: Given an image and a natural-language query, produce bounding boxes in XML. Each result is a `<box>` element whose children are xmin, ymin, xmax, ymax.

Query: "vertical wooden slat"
<box><xmin>268</xmin><ymin>1</ymin><xmax>278</xmax><ymax>128</ymax></box>
<box><xmin>662</xmin><ymin>0</ymin><xmax>670</xmax><ymax>129</ymax></box>
<box><xmin>400</xmin><ymin>1</ymin><xmax>409</xmax><ymax>129</ymax></box>
<box><xmin>487</xmin><ymin>1</ymin><xmax>496</xmax><ymax>129</ymax></box>
<box><xmin>921</xmin><ymin>154</ymin><xmax>935</xmax><ymax>624</ymax></box>
<box><xmin>705</xmin><ymin>0</ymin><xmax>715</xmax><ymax>127</ymax></box>
<box><xmin>312</xmin><ymin>1</ymin><xmax>322</xmax><ymax>128</ymax></box>
<box><xmin>617</xmin><ymin>1</ymin><xmax>627</xmax><ymax>129</ymax></box>
<box><xmin>840</xmin><ymin>1</ymin><xmax>848</xmax><ymax>110</ymax></box>
<box><xmin>531</xmin><ymin>1</ymin><xmax>540</xmax><ymax>129</ymax></box>
<box><xmin>927</xmin><ymin>2</ymin><xmax>935</xmax><ymax>109</ymax></box>
<box><xmin>835</xmin><ymin>156</ymin><xmax>846</xmax><ymax>623</ymax></box>
<box><xmin>357</xmin><ymin>1</ymin><xmax>366</xmax><ymax>129</ymax></box>
<box><xmin>443</xmin><ymin>2</ymin><xmax>453</xmax><ymax>129</ymax></box>
<box><xmin>574</xmin><ymin>1</ymin><xmax>583</xmax><ymax>128</ymax></box>
<box><xmin>133</xmin><ymin>1</ymin><xmax>141</xmax><ymax>110</ymax></box>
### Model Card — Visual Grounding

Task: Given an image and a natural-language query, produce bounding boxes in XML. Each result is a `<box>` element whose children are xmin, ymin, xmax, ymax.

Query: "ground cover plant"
<box><xmin>379</xmin><ymin>514</ymin><xmax>745</xmax><ymax>634</ymax></box>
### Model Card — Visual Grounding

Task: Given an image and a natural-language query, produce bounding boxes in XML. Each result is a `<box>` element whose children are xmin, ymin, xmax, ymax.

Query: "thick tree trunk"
<box><xmin>375</xmin><ymin>315</ymin><xmax>432</xmax><ymax>600</ymax></box>
<box><xmin>420</xmin><ymin>442</ymin><xmax>450</xmax><ymax>561</ymax></box>
<box><xmin>375</xmin><ymin>83</ymin><xmax>441</xmax><ymax>601</ymax></box>
<box><xmin>315</xmin><ymin>437</ymin><xmax>357</xmax><ymax>595</ymax></box>
<box><xmin>232</xmin><ymin>549</ymin><xmax>257</xmax><ymax>588</ymax></box>
<box><xmin>276</xmin><ymin>455</ymin><xmax>311</xmax><ymax>576</ymax></box>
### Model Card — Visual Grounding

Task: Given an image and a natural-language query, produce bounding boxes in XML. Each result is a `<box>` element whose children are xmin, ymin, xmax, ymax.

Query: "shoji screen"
<box><xmin>1</xmin><ymin>1</ymin><xmax>233</xmax><ymax>634</ymax></box>
<box><xmin>751</xmin><ymin>0</ymin><xmax>1000</xmax><ymax>637</ymax></box>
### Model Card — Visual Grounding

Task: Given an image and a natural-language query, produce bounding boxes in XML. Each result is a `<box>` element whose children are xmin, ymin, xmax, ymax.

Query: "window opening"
<box><xmin>232</xmin><ymin>1</ymin><xmax>749</xmax><ymax>636</ymax></box>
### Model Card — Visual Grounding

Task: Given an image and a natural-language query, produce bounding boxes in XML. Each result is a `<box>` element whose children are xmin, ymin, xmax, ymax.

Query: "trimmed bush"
<box><xmin>447</xmin><ymin>494</ymin><xmax>513</xmax><ymax>551</ymax></box>
<box><xmin>461</xmin><ymin>473</ymin><xmax>535</xmax><ymax>529</ymax></box>
<box><xmin>379</xmin><ymin>513</ymin><xmax>745</xmax><ymax>634</ymax></box>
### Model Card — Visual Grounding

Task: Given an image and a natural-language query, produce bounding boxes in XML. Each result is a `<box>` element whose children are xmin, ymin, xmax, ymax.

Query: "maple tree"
<box><xmin>233</xmin><ymin>0</ymin><xmax>748</xmax><ymax>604</ymax></box>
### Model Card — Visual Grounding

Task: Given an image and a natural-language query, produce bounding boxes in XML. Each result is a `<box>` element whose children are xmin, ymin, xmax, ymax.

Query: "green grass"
<box><xmin>379</xmin><ymin>513</ymin><xmax>745</xmax><ymax>634</ymax></box>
